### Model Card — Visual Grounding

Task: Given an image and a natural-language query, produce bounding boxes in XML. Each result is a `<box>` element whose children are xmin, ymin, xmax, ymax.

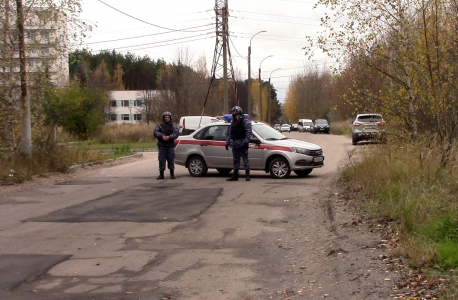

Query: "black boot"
<box><xmin>170</xmin><ymin>169</ymin><xmax>175</xmax><ymax>179</ymax></box>
<box><xmin>226</xmin><ymin>171</ymin><xmax>239</xmax><ymax>181</ymax></box>
<box><xmin>156</xmin><ymin>171</ymin><xmax>164</xmax><ymax>180</ymax></box>
<box><xmin>246</xmin><ymin>170</ymin><xmax>250</xmax><ymax>181</ymax></box>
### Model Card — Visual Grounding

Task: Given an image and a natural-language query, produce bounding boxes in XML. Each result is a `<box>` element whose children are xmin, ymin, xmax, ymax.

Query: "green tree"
<box><xmin>43</xmin><ymin>82</ymin><xmax>109</xmax><ymax>139</ymax></box>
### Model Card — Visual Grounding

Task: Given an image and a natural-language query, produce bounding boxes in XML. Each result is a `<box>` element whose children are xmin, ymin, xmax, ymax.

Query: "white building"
<box><xmin>109</xmin><ymin>90</ymin><xmax>164</xmax><ymax>124</ymax></box>
<box><xmin>0</xmin><ymin>5</ymin><xmax>69</xmax><ymax>87</ymax></box>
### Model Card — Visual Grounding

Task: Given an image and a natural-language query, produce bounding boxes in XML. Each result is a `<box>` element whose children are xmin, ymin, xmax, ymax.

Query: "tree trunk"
<box><xmin>16</xmin><ymin>0</ymin><xmax>32</xmax><ymax>157</ymax></box>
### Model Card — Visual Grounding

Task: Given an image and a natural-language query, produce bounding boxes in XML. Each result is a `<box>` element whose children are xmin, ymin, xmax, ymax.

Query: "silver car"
<box><xmin>351</xmin><ymin>114</ymin><xmax>386</xmax><ymax>145</ymax></box>
<box><xmin>174</xmin><ymin>121</ymin><xmax>324</xmax><ymax>179</ymax></box>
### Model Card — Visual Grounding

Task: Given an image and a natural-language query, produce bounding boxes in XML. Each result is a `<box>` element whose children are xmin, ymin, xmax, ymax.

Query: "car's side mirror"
<box><xmin>250</xmin><ymin>139</ymin><xmax>261</xmax><ymax>145</ymax></box>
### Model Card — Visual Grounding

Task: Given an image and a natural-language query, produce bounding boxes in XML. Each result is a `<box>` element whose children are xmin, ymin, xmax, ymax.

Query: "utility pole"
<box><xmin>268</xmin><ymin>68</ymin><xmax>281</xmax><ymax>125</ymax></box>
<box><xmin>16</xmin><ymin>0</ymin><xmax>32</xmax><ymax>157</ymax></box>
<box><xmin>247</xmin><ymin>31</ymin><xmax>266</xmax><ymax>117</ymax></box>
<box><xmin>208</xmin><ymin>0</ymin><xmax>237</xmax><ymax>116</ymax></box>
<box><xmin>258</xmin><ymin>55</ymin><xmax>272</xmax><ymax>122</ymax></box>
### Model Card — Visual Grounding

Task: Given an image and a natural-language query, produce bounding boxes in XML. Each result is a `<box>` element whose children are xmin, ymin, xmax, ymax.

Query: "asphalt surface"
<box><xmin>0</xmin><ymin>132</ymin><xmax>399</xmax><ymax>299</ymax></box>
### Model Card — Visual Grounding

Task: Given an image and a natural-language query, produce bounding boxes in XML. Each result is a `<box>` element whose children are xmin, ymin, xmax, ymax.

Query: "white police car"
<box><xmin>173</xmin><ymin>117</ymin><xmax>324</xmax><ymax>179</ymax></box>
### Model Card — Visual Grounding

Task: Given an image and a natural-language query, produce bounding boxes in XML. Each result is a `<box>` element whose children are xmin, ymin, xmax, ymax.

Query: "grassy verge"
<box><xmin>1</xmin><ymin>124</ymin><xmax>158</xmax><ymax>185</ymax></box>
<box><xmin>75</xmin><ymin>141</ymin><xmax>157</xmax><ymax>151</ymax></box>
<box><xmin>330</xmin><ymin>120</ymin><xmax>352</xmax><ymax>135</ymax></box>
<box><xmin>341</xmin><ymin>138</ymin><xmax>458</xmax><ymax>298</ymax></box>
<box><xmin>0</xmin><ymin>146</ymin><xmax>111</xmax><ymax>184</ymax></box>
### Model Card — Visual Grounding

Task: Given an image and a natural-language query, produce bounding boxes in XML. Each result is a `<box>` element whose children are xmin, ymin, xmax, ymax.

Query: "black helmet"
<box><xmin>162</xmin><ymin>111</ymin><xmax>172</xmax><ymax>120</ymax></box>
<box><xmin>231</xmin><ymin>106</ymin><xmax>243</xmax><ymax>115</ymax></box>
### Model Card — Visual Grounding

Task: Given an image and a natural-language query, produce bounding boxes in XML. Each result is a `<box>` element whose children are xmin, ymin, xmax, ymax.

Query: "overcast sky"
<box><xmin>79</xmin><ymin>0</ymin><xmax>337</xmax><ymax>102</ymax></box>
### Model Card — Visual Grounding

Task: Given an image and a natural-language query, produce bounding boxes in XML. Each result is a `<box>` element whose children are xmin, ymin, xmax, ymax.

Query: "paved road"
<box><xmin>0</xmin><ymin>132</ymin><xmax>398</xmax><ymax>299</ymax></box>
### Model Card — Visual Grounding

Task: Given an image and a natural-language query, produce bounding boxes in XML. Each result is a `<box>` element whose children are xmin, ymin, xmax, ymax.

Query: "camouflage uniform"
<box><xmin>226</xmin><ymin>114</ymin><xmax>252</xmax><ymax>174</ymax></box>
<box><xmin>154</xmin><ymin>112</ymin><xmax>179</xmax><ymax>179</ymax></box>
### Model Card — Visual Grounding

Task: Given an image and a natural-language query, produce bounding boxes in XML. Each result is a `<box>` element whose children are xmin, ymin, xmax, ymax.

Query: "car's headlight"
<box><xmin>291</xmin><ymin>147</ymin><xmax>310</xmax><ymax>155</ymax></box>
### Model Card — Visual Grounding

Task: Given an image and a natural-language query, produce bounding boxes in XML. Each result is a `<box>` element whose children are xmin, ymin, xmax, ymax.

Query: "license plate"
<box><xmin>314</xmin><ymin>156</ymin><xmax>324</xmax><ymax>162</ymax></box>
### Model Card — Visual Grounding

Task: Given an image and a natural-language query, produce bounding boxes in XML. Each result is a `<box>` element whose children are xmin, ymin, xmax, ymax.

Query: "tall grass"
<box><xmin>342</xmin><ymin>137</ymin><xmax>458</xmax><ymax>297</ymax></box>
<box><xmin>94</xmin><ymin>123</ymin><xmax>157</xmax><ymax>143</ymax></box>
<box><xmin>330</xmin><ymin>120</ymin><xmax>352</xmax><ymax>135</ymax></box>
<box><xmin>1</xmin><ymin>123</ymin><xmax>158</xmax><ymax>184</ymax></box>
<box><xmin>0</xmin><ymin>145</ymin><xmax>107</xmax><ymax>184</ymax></box>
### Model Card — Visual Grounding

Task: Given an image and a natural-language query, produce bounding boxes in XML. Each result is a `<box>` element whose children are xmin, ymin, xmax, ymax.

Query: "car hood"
<box><xmin>264</xmin><ymin>138</ymin><xmax>321</xmax><ymax>150</ymax></box>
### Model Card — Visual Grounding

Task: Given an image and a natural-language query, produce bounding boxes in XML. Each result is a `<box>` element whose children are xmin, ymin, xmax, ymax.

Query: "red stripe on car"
<box><xmin>258</xmin><ymin>145</ymin><xmax>292</xmax><ymax>152</ymax></box>
<box><xmin>178</xmin><ymin>140</ymin><xmax>226</xmax><ymax>146</ymax></box>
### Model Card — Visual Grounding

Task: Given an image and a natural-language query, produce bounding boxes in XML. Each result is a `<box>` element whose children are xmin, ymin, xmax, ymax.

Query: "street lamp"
<box><xmin>259</xmin><ymin>55</ymin><xmax>273</xmax><ymax>121</ymax></box>
<box><xmin>248</xmin><ymin>31</ymin><xmax>266</xmax><ymax>116</ymax></box>
<box><xmin>268</xmin><ymin>68</ymin><xmax>281</xmax><ymax>125</ymax></box>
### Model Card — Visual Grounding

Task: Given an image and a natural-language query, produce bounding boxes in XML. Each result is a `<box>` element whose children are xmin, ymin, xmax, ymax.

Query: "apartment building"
<box><xmin>109</xmin><ymin>90</ymin><xmax>164</xmax><ymax>124</ymax></box>
<box><xmin>0</xmin><ymin>4</ymin><xmax>69</xmax><ymax>87</ymax></box>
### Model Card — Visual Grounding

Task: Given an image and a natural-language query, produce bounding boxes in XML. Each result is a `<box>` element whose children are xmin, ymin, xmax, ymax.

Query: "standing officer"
<box><xmin>225</xmin><ymin>106</ymin><xmax>252</xmax><ymax>181</ymax></box>
<box><xmin>154</xmin><ymin>111</ymin><xmax>179</xmax><ymax>179</ymax></box>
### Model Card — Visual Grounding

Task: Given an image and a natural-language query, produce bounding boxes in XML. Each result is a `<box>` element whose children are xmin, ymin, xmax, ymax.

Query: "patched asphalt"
<box><xmin>27</xmin><ymin>185</ymin><xmax>222</xmax><ymax>223</ymax></box>
<box><xmin>0</xmin><ymin>254</ymin><xmax>71</xmax><ymax>291</ymax></box>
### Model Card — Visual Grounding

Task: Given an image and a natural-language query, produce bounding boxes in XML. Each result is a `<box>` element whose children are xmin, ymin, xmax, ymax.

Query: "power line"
<box><xmin>113</xmin><ymin>36</ymin><xmax>215</xmax><ymax>53</ymax></box>
<box><xmin>91</xmin><ymin>33</ymin><xmax>214</xmax><ymax>51</ymax></box>
<box><xmin>231</xmin><ymin>9</ymin><xmax>320</xmax><ymax>21</ymax></box>
<box><xmin>84</xmin><ymin>24</ymin><xmax>214</xmax><ymax>45</ymax></box>
<box><xmin>97</xmin><ymin>0</ymin><xmax>211</xmax><ymax>32</ymax></box>
<box><xmin>229</xmin><ymin>37</ymin><xmax>247</xmax><ymax>59</ymax></box>
<box><xmin>231</xmin><ymin>15</ymin><xmax>321</xmax><ymax>27</ymax></box>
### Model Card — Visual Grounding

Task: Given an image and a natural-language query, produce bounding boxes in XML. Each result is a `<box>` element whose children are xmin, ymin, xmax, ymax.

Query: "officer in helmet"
<box><xmin>154</xmin><ymin>111</ymin><xmax>179</xmax><ymax>179</ymax></box>
<box><xmin>225</xmin><ymin>106</ymin><xmax>252</xmax><ymax>181</ymax></box>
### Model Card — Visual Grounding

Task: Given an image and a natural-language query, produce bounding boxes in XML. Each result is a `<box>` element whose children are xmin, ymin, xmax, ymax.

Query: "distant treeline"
<box><xmin>69</xmin><ymin>49</ymin><xmax>166</xmax><ymax>91</ymax></box>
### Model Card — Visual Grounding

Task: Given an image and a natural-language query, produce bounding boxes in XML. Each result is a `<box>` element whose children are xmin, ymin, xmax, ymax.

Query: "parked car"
<box><xmin>274</xmin><ymin>124</ymin><xmax>281</xmax><ymax>131</ymax></box>
<box><xmin>174</xmin><ymin>121</ymin><xmax>324</xmax><ymax>179</ymax></box>
<box><xmin>299</xmin><ymin>119</ymin><xmax>314</xmax><ymax>132</ymax></box>
<box><xmin>351</xmin><ymin>114</ymin><xmax>386</xmax><ymax>145</ymax></box>
<box><xmin>280</xmin><ymin>124</ymin><xmax>291</xmax><ymax>133</ymax></box>
<box><xmin>291</xmin><ymin>124</ymin><xmax>299</xmax><ymax>131</ymax></box>
<box><xmin>312</xmin><ymin>119</ymin><xmax>330</xmax><ymax>134</ymax></box>
<box><xmin>178</xmin><ymin>116</ymin><xmax>219</xmax><ymax>135</ymax></box>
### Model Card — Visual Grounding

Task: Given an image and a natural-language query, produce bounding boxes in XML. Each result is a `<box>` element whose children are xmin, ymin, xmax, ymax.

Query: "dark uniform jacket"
<box><xmin>154</xmin><ymin>121</ymin><xmax>179</xmax><ymax>148</ymax></box>
<box><xmin>226</xmin><ymin>116</ymin><xmax>252</xmax><ymax>149</ymax></box>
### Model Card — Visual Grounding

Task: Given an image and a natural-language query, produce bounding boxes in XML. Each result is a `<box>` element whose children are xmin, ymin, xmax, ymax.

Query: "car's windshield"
<box><xmin>253</xmin><ymin>124</ymin><xmax>287</xmax><ymax>140</ymax></box>
<box><xmin>315</xmin><ymin>120</ymin><xmax>328</xmax><ymax>125</ymax></box>
<box><xmin>304</xmin><ymin>121</ymin><xmax>313</xmax><ymax>126</ymax></box>
<box><xmin>358</xmin><ymin>115</ymin><xmax>382</xmax><ymax>122</ymax></box>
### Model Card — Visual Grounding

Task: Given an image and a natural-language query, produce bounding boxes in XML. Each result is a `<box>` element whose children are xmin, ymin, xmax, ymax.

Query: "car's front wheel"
<box><xmin>294</xmin><ymin>169</ymin><xmax>313</xmax><ymax>177</ymax></box>
<box><xmin>188</xmin><ymin>156</ymin><xmax>208</xmax><ymax>177</ymax></box>
<box><xmin>269</xmin><ymin>157</ymin><xmax>291</xmax><ymax>179</ymax></box>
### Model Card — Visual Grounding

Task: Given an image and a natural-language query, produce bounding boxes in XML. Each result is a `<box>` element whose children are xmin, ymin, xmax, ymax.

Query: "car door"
<box><xmin>246</xmin><ymin>133</ymin><xmax>264</xmax><ymax>169</ymax></box>
<box><xmin>197</xmin><ymin>125</ymin><xmax>230</xmax><ymax>167</ymax></box>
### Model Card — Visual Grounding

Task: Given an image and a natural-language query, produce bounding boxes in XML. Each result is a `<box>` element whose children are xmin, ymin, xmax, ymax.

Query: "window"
<box><xmin>201</xmin><ymin>125</ymin><xmax>228</xmax><ymax>141</ymax></box>
<box><xmin>110</xmin><ymin>114</ymin><xmax>117</xmax><ymax>121</ymax></box>
<box><xmin>121</xmin><ymin>100</ymin><xmax>129</xmax><ymax>107</ymax></box>
<box><xmin>133</xmin><ymin>100</ymin><xmax>143</xmax><ymax>106</ymax></box>
<box><xmin>110</xmin><ymin>101</ymin><xmax>117</xmax><ymax>107</ymax></box>
<box><xmin>134</xmin><ymin>114</ymin><xmax>142</xmax><ymax>121</ymax></box>
<box><xmin>122</xmin><ymin>114</ymin><xmax>130</xmax><ymax>121</ymax></box>
<box><xmin>40</xmin><ymin>31</ymin><xmax>49</xmax><ymax>40</ymax></box>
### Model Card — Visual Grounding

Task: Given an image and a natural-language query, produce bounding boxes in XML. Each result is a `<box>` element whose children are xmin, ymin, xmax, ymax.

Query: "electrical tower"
<box><xmin>209</xmin><ymin>0</ymin><xmax>237</xmax><ymax>115</ymax></box>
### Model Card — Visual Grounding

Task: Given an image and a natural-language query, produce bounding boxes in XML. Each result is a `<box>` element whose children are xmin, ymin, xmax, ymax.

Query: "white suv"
<box><xmin>351</xmin><ymin>114</ymin><xmax>386</xmax><ymax>145</ymax></box>
<box><xmin>174</xmin><ymin>121</ymin><xmax>324</xmax><ymax>179</ymax></box>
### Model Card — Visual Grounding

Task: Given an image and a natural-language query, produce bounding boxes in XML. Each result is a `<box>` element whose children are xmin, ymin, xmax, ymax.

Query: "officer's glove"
<box><xmin>225</xmin><ymin>143</ymin><xmax>229</xmax><ymax>150</ymax></box>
